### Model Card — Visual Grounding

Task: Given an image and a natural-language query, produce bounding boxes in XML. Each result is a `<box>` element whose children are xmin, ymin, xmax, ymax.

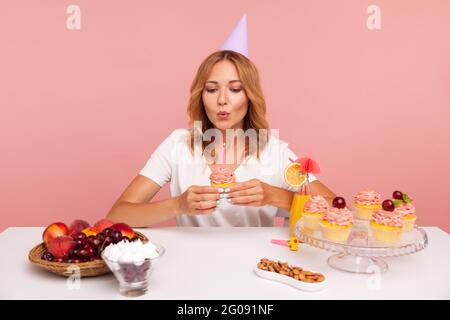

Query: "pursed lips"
<box><xmin>217</xmin><ymin>111</ymin><xmax>230</xmax><ymax>119</ymax></box>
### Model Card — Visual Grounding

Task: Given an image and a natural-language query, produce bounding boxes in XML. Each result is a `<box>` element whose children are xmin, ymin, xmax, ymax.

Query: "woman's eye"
<box><xmin>206</xmin><ymin>88</ymin><xmax>217</xmax><ymax>93</ymax></box>
<box><xmin>230</xmin><ymin>88</ymin><xmax>242</xmax><ymax>93</ymax></box>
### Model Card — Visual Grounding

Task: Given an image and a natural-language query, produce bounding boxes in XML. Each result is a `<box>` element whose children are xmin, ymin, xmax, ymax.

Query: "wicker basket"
<box><xmin>28</xmin><ymin>231</ymin><xmax>148</xmax><ymax>277</ymax></box>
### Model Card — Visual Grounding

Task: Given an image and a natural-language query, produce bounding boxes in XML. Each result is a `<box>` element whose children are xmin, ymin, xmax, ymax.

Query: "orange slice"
<box><xmin>284</xmin><ymin>162</ymin><xmax>307</xmax><ymax>187</ymax></box>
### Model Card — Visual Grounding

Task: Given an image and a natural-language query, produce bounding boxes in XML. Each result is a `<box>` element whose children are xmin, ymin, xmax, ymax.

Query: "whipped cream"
<box><xmin>322</xmin><ymin>207</ymin><xmax>354</xmax><ymax>226</ymax></box>
<box><xmin>395</xmin><ymin>203</ymin><xmax>416</xmax><ymax>217</ymax></box>
<box><xmin>103</xmin><ymin>239</ymin><xmax>159</xmax><ymax>266</ymax></box>
<box><xmin>304</xmin><ymin>195</ymin><xmax>329</xmax><ymax>213</ymax></box>
<box><xmin>372</xmin><ymin>209</ymin><xmax>404</xmax><ymax>227</ymax></box>
<box><xmin>210</xmin><ymin>166</ymin><xmax>236</xmax><ymax>184</ymax></box>
<box><xmin>354</xmin><ymin>190</ymin><xmax>382</xmax><ymax>206</ymax></box>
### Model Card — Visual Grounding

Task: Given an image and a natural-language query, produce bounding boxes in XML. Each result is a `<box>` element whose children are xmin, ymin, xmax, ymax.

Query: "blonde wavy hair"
<box><xmin>187</xmin><ymin>50</ymin><xmax>269</xmax><ymax>162</ymax></box>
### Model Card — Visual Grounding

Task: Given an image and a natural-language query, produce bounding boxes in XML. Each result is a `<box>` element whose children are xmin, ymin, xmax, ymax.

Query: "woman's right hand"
<box><xmin>176</xmin><ymin>185</ymin><xmax>220</xmax><ymax>215</ymax></box>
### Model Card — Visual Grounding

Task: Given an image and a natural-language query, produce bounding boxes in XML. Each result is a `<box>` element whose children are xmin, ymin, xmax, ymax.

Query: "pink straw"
<box><xmin>270</xmin><ymin>239</ymin><xmax>289</xmax><ymax>247</ymax></box>
<box><xmin>220</xmin><ymin>145</ymin><xmax>226</xmax><ymax>167</ymax></box>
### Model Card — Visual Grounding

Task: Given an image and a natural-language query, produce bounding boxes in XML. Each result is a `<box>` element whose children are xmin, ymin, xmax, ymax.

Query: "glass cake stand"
<box><xmin>295</xmin><ymin>219</ymin><xmax>428</xmax><ymax>274</ymax></box>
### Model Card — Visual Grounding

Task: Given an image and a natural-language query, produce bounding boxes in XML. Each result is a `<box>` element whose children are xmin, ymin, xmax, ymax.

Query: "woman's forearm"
<box><xmin>107</xmin><ymin>197</ymin><xmax>181</xmax><ymax>228</ymax></box>
<box><xmin>267</xmin><ymin>185</ymin><xmax>294</xmax><ymax>211</ymax></box>
<box><xmin>310</xmin><ymin>180</ymin><xmax>337</xmax><ymax>207</ymax></box>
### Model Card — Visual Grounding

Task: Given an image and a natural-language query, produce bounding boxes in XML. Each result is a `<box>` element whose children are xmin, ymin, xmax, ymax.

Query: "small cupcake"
<box><xmin>302</xmin><ymin>195</ymin><xmax>329</xmax><ymax>230</ymax></box>
<box><xmin>371</xmin><ymin>199</ymin><xmax>404</xmax><ymax>243</ymax></box>
<box><xmin>354</xmin><ymin>190</ymin><xmax>382</xmax><ymax>220</ymax></box>
<box><xmin>393</xmin><ymin>190</ymin><xmax>416</xmax><ymax>232</ymax></box>
<box><xmin>320</xmin><ymin>197</ymin><xmax>354</xmax><ymax>242</ymax></box>
<box><xmin>210</xmin><ymin>167</ymin><xmax>236</xmax><ymax>188</ymax></box>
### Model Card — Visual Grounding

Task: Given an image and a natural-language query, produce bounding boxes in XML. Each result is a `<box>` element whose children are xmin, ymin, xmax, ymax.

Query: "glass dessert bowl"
<box><xmin>101</xmin><ymin>240</ymin><xmax>165</xmax><ymax>297</ymax></box>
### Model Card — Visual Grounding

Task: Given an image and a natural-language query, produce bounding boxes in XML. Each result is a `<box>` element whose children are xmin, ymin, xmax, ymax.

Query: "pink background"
<box><xmin>1</xmin><ymin>0</ymin><xmax>449</xmax><ymax>232</ymax></box>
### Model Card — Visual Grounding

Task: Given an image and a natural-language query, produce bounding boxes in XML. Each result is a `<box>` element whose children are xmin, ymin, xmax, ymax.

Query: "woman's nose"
<box><xmin>218</xmin><ymin>90</ymin><xmax>228</xmax><ymax>106</ymax></box>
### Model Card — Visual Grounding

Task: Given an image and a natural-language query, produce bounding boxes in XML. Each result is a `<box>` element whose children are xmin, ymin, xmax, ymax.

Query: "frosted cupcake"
<box><xmin>210</xmin><ymin>166</ymin><xmax>236</xmax><ymax>188</ymax></box>
<box><xmin>320</xmin><ymin>197</ymin><xmax>354</xmax><ymax>242</ymax></box>
<box><xmin>354</xmin><ymin>190</ymin><xmax>382</xmax><ymax>220</ymax></box>
<box><xmin>371</xmin><ymin>200</ymin><xmax>404</xmax><ymax>243</ymax></box>
<box><xmin>302</xmin><ymin>195</ymin><xmax>329</xmax><ymax>230</ymax></box>
<box><xmin>392</xmin><ymin>190</ymin><xmax>416</xmax><ymax>232</ymax></box>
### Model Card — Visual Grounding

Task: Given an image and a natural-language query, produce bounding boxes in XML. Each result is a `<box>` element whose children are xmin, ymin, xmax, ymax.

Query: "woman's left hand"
<box><xmin>227</xmin><ymin>179</ymin><xmax>272</xmax><ymax>206</ymax></box>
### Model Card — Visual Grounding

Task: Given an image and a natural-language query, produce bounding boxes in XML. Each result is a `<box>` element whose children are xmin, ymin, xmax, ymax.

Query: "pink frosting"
<box><xmin>372</xmin><ymin>209</ymin><xmax>404</xmax><ymax>227</ymax></box>
<box><xmin>210</xmin><ymin>167</ymin><xmax>236</xmax><ymax>184</ymax></box>
<box><xmin>322</xmin><ymin>208</ymin><xmax>354</xmax><ymax>226</ymax></box>
<box><xmin>395</xmin><ymin>203</ymin><xmax>416</xmax><ymax>217</ymax></box>
<box><xmin>354</xmin><ymin>190</ymin><xmax>382</xmax><ymax>206</ymax></box>
<box><xmin>304</xmin><ymin>195</ymin><xmax>329</xmax><ymax>213</ymax></box>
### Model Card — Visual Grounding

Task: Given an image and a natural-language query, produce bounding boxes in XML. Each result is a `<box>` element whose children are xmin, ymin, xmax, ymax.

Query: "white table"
<box><xmin>0</xmin><ymin>227</ymin><xmax>449</xmax><ymax>299</ymax></box>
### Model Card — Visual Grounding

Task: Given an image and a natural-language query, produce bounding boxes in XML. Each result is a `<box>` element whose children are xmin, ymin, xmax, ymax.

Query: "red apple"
<box><xmin>42</xmin><ymin>222</ymin><xmax>69</xmax><ymax>245</ymax></box>
<box><xmin>111</xmin><ymin>223</ymin><xmax>135</xmax><ymax>238</ymax></box>
<box><xmin>69</xmin><ymin>219</ymin><xmax>90</xmax><ymax>236</ymax></box>
<box><xmin>47</xmin><ymin>236</ymin><xmax>76</xmax><ymax>259</ymax></box>
<box><xmin>92</xmin><ymin>218</ymin><xmax>114</xmax><ymax>232</ymax></box>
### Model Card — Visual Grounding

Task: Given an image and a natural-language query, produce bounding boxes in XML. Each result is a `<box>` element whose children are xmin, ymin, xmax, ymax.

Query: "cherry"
<box><xmin>112</xmin><ymin>231</ymin><xmax>123</xmax><ymax>243</ymax></box>
<box><xmin>87</xmin><ymin>235</ymin><xmax>102</xmax><ymax>248</ymax></box>
<box><xmin>85</xmin><ymin>245</ymin><xmax>95</xmax><ymax>257</ymax></box>
<box><xmin>332</xmin><ymin>197</ymin><xmax>346</xmax><ymax>209</ymax></box>
<box><xmin>103</xmin><ymin>228</ymin><xmax>114</xmax><ymax>236</ymax></box>
<box><xmin>73</xmin><ymin>232</ymin><xmax>87</xmax><ymax>241</ymax></box>
<box><xmin>382</xmin><ymin>199</ymin><xmax>395</xmax><ymax>212</ymax></box>
<box><xmin>69</xmin><ymin>248</ymin><xmax>79</xmax><ymax>258</ymax></box>
<box><xmin>103</xmin><ymin>236</ymin><xmax>113</xmax><ymax>246</ymax></box>
<box><xmin>42</xmin><ymin>252</ymin><xmax>54</xmax><ymax>262</ymax></box>
<box><xmin>98</xmin><ymin>236</ymin><xmax>113</xmax><ymax>253</ymax></box>
<box><xmin>75</xmin><ymin>239</ymin><xmax>86</xmax><ymax>248</ymax></box>
<box><xmin>392</xmin><ymin>191</ymin><xmax>403</xmax><ymax>200</ymax></box>
<box><xmin>93</xmin><ymin>238</ymin><xmax>103</xmax><ymax>248</ymax></box>
<box><xmin>96</xmin><ymin>233</ymin><xmax>105</xmax><ymax>242</ymax></box>
<box><xmin>78</xmin><ymin>248</ymin><xmax>89</xmax><ymax>259</ymax></box>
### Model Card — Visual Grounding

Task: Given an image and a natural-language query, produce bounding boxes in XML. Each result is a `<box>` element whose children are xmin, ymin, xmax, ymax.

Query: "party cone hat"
<box><xmin>220</xmin><ymin>14</ymin><xmax>249</xmax><ymax>58</ymax></box>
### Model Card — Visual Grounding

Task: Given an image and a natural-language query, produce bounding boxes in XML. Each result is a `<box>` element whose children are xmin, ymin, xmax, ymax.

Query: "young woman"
<box><xmin>107</xmin><ymin>50</ymin><xmax>336</xmax><ymax>227</ymax></box>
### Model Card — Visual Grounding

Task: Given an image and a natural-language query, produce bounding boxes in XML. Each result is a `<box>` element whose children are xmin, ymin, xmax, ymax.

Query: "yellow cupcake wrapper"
<box><xmin>354</xmin><ymin>203</ymin><xmax>381</xmax><ymax>209</ymax></box>
<box><xmin>370</xmin><ymin>221</ymin><xmax>402</xmax><ymax>231</ymax></box>
<box><xmin>403</xmin><ymin>215</ymin><xmax>417</xmax><ymax>221</ymax></box>
<box><xmin>211</xmin><ymin>182</ymin><xmax>237</xmax><ymax>188</ymax></box>
<box><xmin>320</xmin><ymin>220</ymin><xmax>352</xmax><ymax>229</ymax></box>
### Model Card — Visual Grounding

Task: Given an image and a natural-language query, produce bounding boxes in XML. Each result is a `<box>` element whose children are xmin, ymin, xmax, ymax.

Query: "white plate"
<box><xmin>254</xmin><ymin>267</ymin><xmax>328</xmax><ymax>292</ymax></box>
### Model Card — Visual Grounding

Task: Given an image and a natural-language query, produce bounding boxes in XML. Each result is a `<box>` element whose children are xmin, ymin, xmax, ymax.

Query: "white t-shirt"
<box><xmin>139</xmin><ymin>129</ymin><xmax>316</xmax><ymax>226</ymax></box>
